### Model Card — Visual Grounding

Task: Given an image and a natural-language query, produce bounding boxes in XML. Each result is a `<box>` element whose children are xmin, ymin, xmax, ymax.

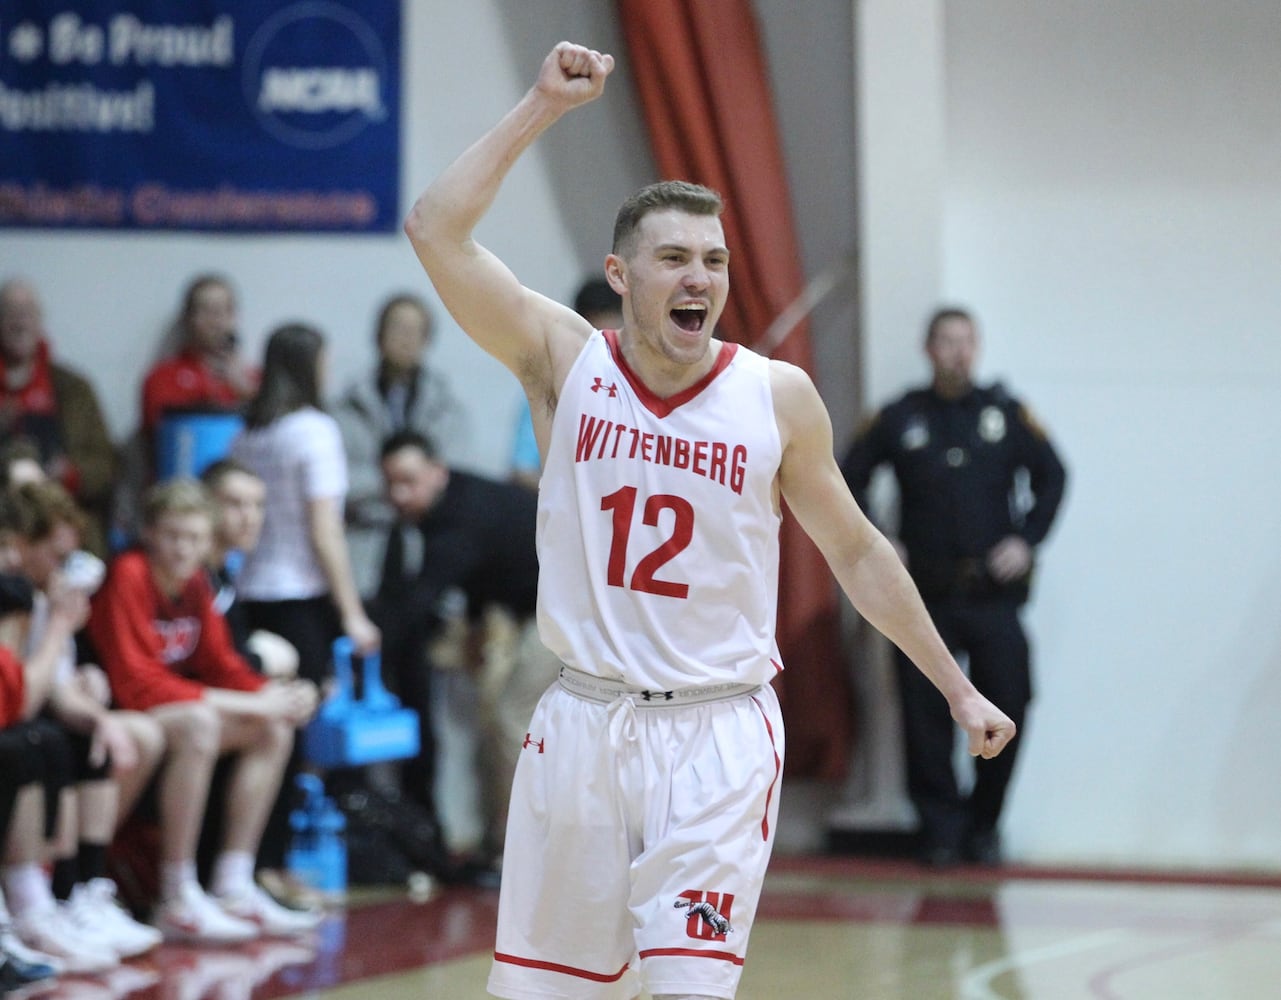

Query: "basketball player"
<box><xmin>404</xmin><ymin>41</ymin><xmax>1016</xmax><ymax>1000</ymax></box>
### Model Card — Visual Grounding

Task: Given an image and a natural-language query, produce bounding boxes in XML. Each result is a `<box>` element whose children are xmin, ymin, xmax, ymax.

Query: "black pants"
<box><xmin>894</xmin><ymin>598</ymin><xmax>1031</xmax><ymax>853</ymax></box>
<box><xmin>368</xmin><ymin>601</ymin><xmax>439</xmax><ymax>816</ymax></box>
<box><xmin>242</xmin><ymin>596</ymin><xmax>341</xmax><ymax>870</ymax></box>
<box><xmin>0</xmin><ymin>718</ymin><xmax>73</xmax><ymax>843</ymax></box>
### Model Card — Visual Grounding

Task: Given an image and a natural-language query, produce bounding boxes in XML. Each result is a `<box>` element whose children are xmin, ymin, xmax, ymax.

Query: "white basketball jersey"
<box><xmin>537</xmin><ymin>330</ymin><xmax>784</xmax><ymax>691</ymax></box>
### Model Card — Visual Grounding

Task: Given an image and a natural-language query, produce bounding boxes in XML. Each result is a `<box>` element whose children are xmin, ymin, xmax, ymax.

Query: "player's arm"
<box><xmin>403</xmin><ymin>42</ymin><xmax>612</xmax><ymax>384</ymax></box>
<box><xmin>771</xmin><ymin>362</ymin><xmax>1015</xmax><ymax>759</ymax></box>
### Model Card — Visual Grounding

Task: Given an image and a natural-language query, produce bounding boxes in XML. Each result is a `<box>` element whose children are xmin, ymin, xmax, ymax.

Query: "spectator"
<box><xmin>0</xmin><ymin>569</ymin><xmax>78</xmax><ymax>985</ymax></box>
<box><xmin>86</xmin><ymin>479</ymin><xmax>321</xmax><ymax>942</ymax></box>
<box><xmin>140</xmin><ymin>274</ymin><xmax>258</xmax><ymax>438</ymax></box>
<box><xmin>0</xmin><ymin>278</ymin><xmax>116</xmax><ymax>555</ymax></box>
<box><xmin>231</xmin><ymin>322</ymin><xmax>379</xmax><ymax>890</ymax></box>
<box><xmin>841</xmin><ymin>306</ymin><xmax>1067</xmax><ymax>866</ymax></box>
<box><xmin>0</xmin><ymin>481</ymin><xmax>165</xmax><ymax>965</ymax></box>
<box><xmin>375</xmin><ymin>430</ymin><xmax>559</xmax><ymax>872</ymax></box>
<box><xmin>334</xmin><ymin>293</ymin><xmax>468</xmax><ymax>597</ymax></box>
<box><xmin>200</xmin><ymin>459</ymin><xmax>299</xmax><ymax>681</ymax></box>
<box><xmin>233</xmin><ymin>323</ymin><xmax>380</xmax><ymax>674</ymax></box>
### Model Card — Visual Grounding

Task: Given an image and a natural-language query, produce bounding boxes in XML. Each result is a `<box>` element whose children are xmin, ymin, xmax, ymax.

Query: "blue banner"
<box><xmin>0</xmin><ymin>1</ymin><xmax>401</xmax><ymax>232</ymax></box>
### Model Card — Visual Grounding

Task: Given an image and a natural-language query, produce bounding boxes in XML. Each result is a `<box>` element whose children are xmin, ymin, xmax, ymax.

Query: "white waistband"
<box><xmin>558</xmin><ymin>665</ymin><xmax>762</xmax><ymax>707</ymax></box>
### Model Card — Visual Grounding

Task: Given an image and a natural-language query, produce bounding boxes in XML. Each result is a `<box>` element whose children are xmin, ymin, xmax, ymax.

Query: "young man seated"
<box><xmin>87</xmin><ymin>479</ymin><xmax>321</xmax><ymax>943</ymax></box>
<box><xmin>200</xmin><ymin>459</ymin><xmax>298</xmax><ymax>680</ymax></box>
<box><xmin>0</xmin><ymin>567</ymin><xmax>79</xmax><ymax>985</ymax></box>
<box><xmin>0</xmin><ymin>480</ymin><xmax>166</xmax><ymax>968</ymax></box>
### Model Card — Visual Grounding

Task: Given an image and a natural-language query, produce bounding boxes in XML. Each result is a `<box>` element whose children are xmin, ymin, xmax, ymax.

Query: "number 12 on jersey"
<box><xmin>600</xmin><ymin>486</ymin><xmax>693</xmax><ymax>599</ymax></box>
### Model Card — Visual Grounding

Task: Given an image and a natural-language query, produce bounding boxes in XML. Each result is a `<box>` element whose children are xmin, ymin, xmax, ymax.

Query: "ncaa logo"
<box><xmin>242</xmin><ymin>1</ymin><xmax>389</xmax><ymax>150</ymax></box>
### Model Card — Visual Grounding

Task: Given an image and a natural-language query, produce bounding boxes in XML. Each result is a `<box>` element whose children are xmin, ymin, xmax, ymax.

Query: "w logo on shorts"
<box><xmin>674</xmin><ymin>890</ymin><xmax>734</xmax><ymax>940</ymax></box>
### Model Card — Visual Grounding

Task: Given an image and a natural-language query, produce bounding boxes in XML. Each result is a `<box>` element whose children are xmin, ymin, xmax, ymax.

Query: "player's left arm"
<box><xmin>771</xmin><ymin>361</ymin><xmax>1015</xmax><ymax>758</ymax></box>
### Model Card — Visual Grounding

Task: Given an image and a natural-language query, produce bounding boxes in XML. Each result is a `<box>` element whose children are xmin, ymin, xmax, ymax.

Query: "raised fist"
<box><xmin>535</xmin><ymin>41</ymin><xmax>615</xmax><ymax>110</ymax></box>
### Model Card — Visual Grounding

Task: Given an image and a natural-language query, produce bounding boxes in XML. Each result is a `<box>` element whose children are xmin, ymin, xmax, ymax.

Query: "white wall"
<box><xmin>861</xmin><ymin>0</ymin><xmax>1281</xmax><ymax>870</ymax></box>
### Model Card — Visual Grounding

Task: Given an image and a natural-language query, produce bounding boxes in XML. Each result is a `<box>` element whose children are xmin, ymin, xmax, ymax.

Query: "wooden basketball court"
<box><xmin>32</xmin><ymin>855</ymin><xmax>1281</xmax><ymax>999</ymax></box>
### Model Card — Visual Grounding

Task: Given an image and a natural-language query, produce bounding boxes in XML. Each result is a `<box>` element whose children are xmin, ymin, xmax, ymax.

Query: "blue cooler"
<box><xmin>303</xmin><ymin>638</ymin><xmax>420</xmax><ymax>768</ymax></box>
<box><xmin>155</xmin><ymin>410</ymin><xmax>244</xmax><ymax>480</ymax></box>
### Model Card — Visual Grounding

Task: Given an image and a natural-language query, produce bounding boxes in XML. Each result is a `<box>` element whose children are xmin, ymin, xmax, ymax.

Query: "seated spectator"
<box><xmin>200</xmin><ymin>459</ymin><xmax>309</xmax><ymax>908</ymax></box>
<box><xmin>375</xmin><ymin>430</ymin><xmax>560</xmax><ymax>871</ymax></box>
<box><xmin>200</xmin><ymin>459</ymin><xmax>298</xmax><ymax>680</ymax></box>
<box><xmin>0</xmin><ymin>481</ymin><xmax>165</xmax><ymax>967</ymax></box>
<box><xmin>334</xmin><ymin>293</ymin><xmax>468</xmax><ymax>598</ymax></box>
<box><xmin>141</xmin><ymin>274</ymin><xmax>258</xmax><ymax>438</ymax></box>
<box><xmin>86</xmin><ymin>479</ymin><xmax>321</xmax><ymax>943</ymax></box>
<box><xmin>0</xmin><ymin>558</ymin><xmax>99</xmax><ymax>973</ymax></box>
<box><xmin>0</xmin><ymin>278</ymin><xmax>116</xmax><ymax>555</ymax></box>
<box><xmin>0</xmin><ymin>568</ymin><xmax>69</xmax><ymax>983</ymax></box>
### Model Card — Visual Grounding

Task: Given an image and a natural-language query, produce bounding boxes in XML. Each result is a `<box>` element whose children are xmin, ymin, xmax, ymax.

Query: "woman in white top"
<box><xmin>230</xmin><ymin>323</ymin><xmax>380</xmax><ymax>883</ymax></box>
<box><xmin>232</xmin><ymin>323</ymin><xmax>379</xmax><ymax>673</ymax></box>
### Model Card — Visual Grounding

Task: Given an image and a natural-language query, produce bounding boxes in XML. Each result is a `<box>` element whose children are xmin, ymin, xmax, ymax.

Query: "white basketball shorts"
<box><xmin>487</xmin><ymin>672</ymin><xmax>785</xmax><ymax>1000</ymax></box>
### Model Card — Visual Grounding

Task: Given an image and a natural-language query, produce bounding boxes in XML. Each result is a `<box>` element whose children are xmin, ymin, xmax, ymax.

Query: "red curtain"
<box><xmin>618</xmin><ymin>0</ymin><xmax>850</xmax><ymax>779</ymax></box>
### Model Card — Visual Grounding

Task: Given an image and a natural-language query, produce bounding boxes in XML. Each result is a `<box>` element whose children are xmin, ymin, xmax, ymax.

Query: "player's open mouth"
<box><xmin>670</xmin><ymin>304</ymin><xmax>707</xmax><ymax>333</ymax></box>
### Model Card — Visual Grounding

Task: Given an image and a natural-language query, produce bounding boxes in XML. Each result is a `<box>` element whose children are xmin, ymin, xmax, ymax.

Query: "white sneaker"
<box><xmin>155</xmin><ymin>883</ymin><xmax>258</xmax><ymax>945</ymax></box>
<box><xmin>0</xmin><ymin>916</ymin><xmax>65</xmax><ymax>978</ymax></box>
<box><xmin>13</xmin><ymin>903</ymin><xmax>118</xmax><ymax>974</ymax></box>
<box><xmin>215</xmin><ymin>884</ymin><xmax>322</xmax><ymax>937</ymax></box>
<box><xmin>67</xmin><ymin>879</ymin><xmax>163</xmax><ymax>958</ymax></box>
<box><xmin>0</xmin><ymin>920</ymin><xmax>65</xmax><ymax>977</ymax></box>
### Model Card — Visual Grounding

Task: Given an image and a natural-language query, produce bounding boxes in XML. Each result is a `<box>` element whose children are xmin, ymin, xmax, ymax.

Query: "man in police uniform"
<box><xmin>842</xmin><ymin>307</ymin><xmax>1067</xmax><ymax>866</ymax></box>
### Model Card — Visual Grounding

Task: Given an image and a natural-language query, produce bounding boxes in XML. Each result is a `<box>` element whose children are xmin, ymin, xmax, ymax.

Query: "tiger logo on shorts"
<box><xmin>674</xmin><ymin>892</ymin><xmax>734</xmax><ymax>939</ymax></box>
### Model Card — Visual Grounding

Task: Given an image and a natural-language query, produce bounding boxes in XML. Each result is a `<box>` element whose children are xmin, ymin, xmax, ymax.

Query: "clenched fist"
<box><xmin>535</xmin><ymin>41</ymin><xmax>615</xmax><ymax>110</ymax></box>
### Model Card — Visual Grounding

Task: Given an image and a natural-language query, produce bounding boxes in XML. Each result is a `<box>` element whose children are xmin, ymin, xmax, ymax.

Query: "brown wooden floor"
<box><xmin>32</xmin><ymin>857</ymin><xmax>1281</xmax><ymax>1000</ymax></box>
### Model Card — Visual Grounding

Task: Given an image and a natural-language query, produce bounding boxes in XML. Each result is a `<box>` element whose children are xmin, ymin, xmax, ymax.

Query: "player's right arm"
<box><xmin>403</xmin><ymin>42</ymin><xmax>614</xmax><ymax>388</ymax></box>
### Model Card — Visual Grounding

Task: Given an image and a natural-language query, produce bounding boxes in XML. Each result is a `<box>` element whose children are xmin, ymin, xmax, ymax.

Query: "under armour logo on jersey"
<box><xmin>640</xmin><ymin>689</ymin><xmax>674</xmax><ymax>702</ymax></box>
<box><xmin>590</xmin><ymin>377</ymin><xmax>618</xmax><ymax>397</ymax></box>
<box><xmin>521</xmin><ymin>733</ymin><xmax>545</xmax><ymax>753</ymax></box>
<box><xmin>674</xmin><ymin>891</ymin><xmax>734</xmax><ymax>940</ymax></box>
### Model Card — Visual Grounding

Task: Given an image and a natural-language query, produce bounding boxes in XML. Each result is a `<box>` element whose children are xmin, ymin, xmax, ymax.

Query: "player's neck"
<box><xmin>618</xmin><ymin>329</ymin><xmax>720</xmax><ymax>400</ymax></box>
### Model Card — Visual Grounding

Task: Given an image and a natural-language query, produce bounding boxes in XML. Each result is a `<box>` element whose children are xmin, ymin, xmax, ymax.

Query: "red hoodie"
<box><xmin>88</xmin><ymin>550</ymin><xmax>265</xmax><ymax>711</ymax></box>
<box><xmin>0</xmin><ymin>648</ymin><xmax>24</xmax><ymax>727</ymax></box>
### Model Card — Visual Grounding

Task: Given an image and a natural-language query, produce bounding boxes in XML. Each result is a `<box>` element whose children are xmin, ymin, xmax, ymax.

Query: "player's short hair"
<box><xmin>0</xmin><ymin>480</ymin><xmax>86</xmax><ymax>541</ymax></box>
<box><xmin>925</xmin><ymin>306</ymin><xmax>975</xmax><ymax>344</ymax></box>
<box><xmin>141</xmin><ymin>477</ymin><xmax>215</xmax><ymax>528</ymax></box>
<box><xmin>612</xmin><ymin>180</ymin><xmax>724</xmax><ymax>257</ymax></box>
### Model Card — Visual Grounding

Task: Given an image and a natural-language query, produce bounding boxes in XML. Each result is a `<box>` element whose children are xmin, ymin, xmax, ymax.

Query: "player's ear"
<box><xmin>604</xmin><ymin>254</ymin><xmax>627</xmax><ymax>296</ymax></box>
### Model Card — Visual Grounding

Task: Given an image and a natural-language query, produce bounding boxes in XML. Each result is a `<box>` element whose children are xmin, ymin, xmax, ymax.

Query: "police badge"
<box><xmin>902</xmin><ymin>417</ymin><xmax>929</xmax><ymax>450</ymax></box>
<box><xmin>979</xmin><ymin>406</ymin><xmax>1006</xmax><ymax>442</ymax></box>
